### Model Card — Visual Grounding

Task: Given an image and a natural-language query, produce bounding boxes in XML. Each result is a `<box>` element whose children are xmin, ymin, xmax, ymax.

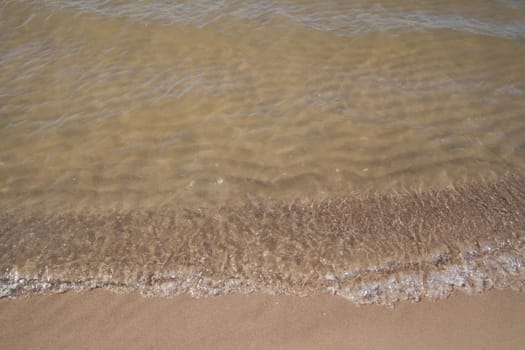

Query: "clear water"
<box><xmin>1</xmin><ymin>0</ymin><xmax>525</xmax><ymax>304</ymax></box>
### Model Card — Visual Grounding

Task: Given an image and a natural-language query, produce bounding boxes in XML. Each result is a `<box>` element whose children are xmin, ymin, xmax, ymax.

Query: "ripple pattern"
<box><xmin>2</xmin><ymin>1</ymin><xmax>525</xmax><ymax>210</ymax></box>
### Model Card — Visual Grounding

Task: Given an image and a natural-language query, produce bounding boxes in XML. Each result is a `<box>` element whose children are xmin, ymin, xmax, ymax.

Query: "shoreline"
<box><xmin>3</xmin><ymin>175</ymin><xmax>524</xmax><ymax>303</ymax></box>
<box><xmin>1</xmin><ymin>289</ymin><xmax>524</xmax><ymax>349</ymax></box>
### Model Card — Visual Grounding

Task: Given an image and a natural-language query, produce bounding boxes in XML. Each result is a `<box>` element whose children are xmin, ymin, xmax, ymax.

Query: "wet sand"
<box><xmin>1</xmin><ymin>290</ymin><xmax>524</xmax><ymax>349</ymax></box>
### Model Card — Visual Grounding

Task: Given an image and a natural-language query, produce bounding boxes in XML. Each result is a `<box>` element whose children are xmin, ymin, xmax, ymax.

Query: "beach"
<box><xmin>1</xmin><ymin>1</ymin><xmax>525</xmax><ymax>347</ymax></box>
<box><xmin>1</xmin><ymin>290</ymin><xmax>525</xmax><ymax>349</ymax></box>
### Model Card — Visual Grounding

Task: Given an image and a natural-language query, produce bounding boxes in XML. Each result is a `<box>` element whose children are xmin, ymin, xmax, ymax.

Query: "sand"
<box><xmin>1</xmin><ymin>290</ymin><xmax>524</xmax><ymax>349</ymax></box>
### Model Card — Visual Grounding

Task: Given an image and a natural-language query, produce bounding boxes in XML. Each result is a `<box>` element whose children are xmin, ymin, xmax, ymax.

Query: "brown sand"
<box><xmin>1</xmin><ymin>290</ymin><xmax>524</xmax><ymax>349</ymax></box>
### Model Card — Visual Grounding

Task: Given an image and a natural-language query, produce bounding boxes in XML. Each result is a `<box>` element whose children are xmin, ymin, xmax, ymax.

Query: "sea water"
<box><xmin>1</xmin><ymin>0</ymin><xmax>525</xmax><ymax>304</ymax></box>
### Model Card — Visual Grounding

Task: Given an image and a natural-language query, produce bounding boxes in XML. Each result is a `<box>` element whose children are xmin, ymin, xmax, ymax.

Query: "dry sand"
<box><xmin>1</xmin><ymin>290</ymin><xmax>524</xmax><ymax>349</ymax></box>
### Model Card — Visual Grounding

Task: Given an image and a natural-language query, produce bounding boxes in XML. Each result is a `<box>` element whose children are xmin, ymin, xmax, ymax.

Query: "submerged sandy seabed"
<box><xmin>1</xmin><ymin>289</ymin><xmax>524</xmax><ymax>350</ymax></box>
<box><xmin>2</xmin><ymin>0</ymin><xmax>525</xmax><ymax>305</ymax></box>
<box><xmin>2</xmin><ymin>175</ymin><xmax>525</xmax><ymax>305</ymax></box>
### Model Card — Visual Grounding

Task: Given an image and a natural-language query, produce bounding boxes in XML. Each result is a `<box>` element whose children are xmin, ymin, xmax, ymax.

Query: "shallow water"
<box><xmin>1</xmin><ymin>0</ymin><xmax>525</xmax><ymax>304</ymax></box>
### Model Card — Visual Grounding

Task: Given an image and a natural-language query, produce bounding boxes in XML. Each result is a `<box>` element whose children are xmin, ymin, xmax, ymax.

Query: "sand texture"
<box><xmin>1</xmin><ymin>290</ymin><xmax>524</xmax><ymax>349</ymax></box>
